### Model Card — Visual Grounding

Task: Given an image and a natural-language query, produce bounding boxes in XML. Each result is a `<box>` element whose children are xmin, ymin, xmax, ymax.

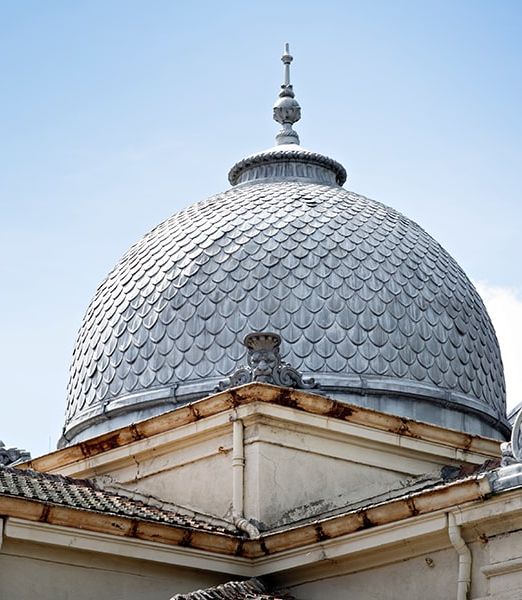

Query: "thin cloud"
<box><xmin>475</xmin><ymin>281</ymin><xmax>522</xmax><ymax>414</ymax></box>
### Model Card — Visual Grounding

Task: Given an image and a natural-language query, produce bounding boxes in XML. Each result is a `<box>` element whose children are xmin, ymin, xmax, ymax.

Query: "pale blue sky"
<box><xmin>1</xmin><ymin>1</ymin><xmax>521</xmax><ymax>457</ymax></box>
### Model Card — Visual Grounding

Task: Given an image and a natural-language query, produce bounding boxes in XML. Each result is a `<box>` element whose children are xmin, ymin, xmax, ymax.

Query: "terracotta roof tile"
<box><xmin>0</xmin><ymin>466</ymin><xmax>234</xmax><ymax>534</ymax></box>
<box><xmin>171</xmin><ymin>579</ymin><xmax>293</xmax><ymax>599</ymax></box>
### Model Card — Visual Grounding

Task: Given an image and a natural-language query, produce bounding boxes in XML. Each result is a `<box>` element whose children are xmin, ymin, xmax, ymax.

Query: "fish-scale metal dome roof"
<box><xmin>62</xmin><ymin>47</ymin><xmax>508</xmax><ymax>445</ymax></box>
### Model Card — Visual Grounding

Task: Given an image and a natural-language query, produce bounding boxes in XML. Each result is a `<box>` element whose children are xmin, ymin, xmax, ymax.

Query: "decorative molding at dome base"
<box><xmin>61</xmin><ymin>371</ymin><xmax>510</xmax><ymax>448</ymax></box>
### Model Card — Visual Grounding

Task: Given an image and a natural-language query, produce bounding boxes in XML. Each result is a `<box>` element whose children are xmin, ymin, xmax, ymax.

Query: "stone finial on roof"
<box><xmin>499</xmin><ymin>409</ymin><xmax>522</xmax><ymax>467</ymax></box>
<box><xmin>273</xmin><ymin>43</ymin><xmax>301</xmax><ymax>145</ymax></box>
<box><xmin>512</xmin><ymin>409</ymin><xmax>522</xmax><ymax>462</ymax></box>
<box><xmin>0</xmin><ymin>441</ymin><xmax>30</xmax><ymax>467</ymax></box>
<box><xmin>216</xmin><ymin>332</ymin><xmax>316</xmax><ymax>391</ymax></box>
<box><xmin>489</xmin><ymin>410</ymin><xmax>522</xmax><ymax>492</ymax></box>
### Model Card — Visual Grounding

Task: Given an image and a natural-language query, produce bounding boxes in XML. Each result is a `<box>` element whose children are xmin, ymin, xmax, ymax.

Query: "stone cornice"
<box><xmin>21</xmin><ymin>384</ymin><xmax>501</xmax><ymax>474</ymax></box>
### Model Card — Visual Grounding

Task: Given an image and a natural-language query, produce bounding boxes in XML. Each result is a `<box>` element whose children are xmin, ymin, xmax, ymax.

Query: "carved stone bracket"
<box><xmin>0</xmin><ymin>441</ymin><xmax>31</xmax><ymax>467</ymax></box>
<box><xmin>500</xmin><ymin>441</ymin><xmax>517</xmax><ymax>467</ymax></box>
<box><xmin>499</xmin><ymin>409</ymin><xmax>522</xmax><ymax>466</ymax></box>
<box><xmin>216</xmin><ymin>332</ymin><xmax>316</xmax><ymax>392</ymax></box>
<box><xmin>489</xmin><ymin>410</ymin><xmax>522</xmax><ymax>492</ymax></box>
<box><xmin>512</xmin><ymin>409</ymin><xmax>522</xmax><ymax>462</ymax></box>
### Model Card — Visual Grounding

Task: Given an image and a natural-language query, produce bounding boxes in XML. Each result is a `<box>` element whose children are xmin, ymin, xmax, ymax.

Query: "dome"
<box><xmin>62</xmin><ymin>49</ymin><xmax>508</xmax><ymax>446</ymax></box>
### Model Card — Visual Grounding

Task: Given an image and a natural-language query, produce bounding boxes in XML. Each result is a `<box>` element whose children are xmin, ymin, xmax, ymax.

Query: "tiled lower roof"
<box><xmin>0</xmin><ymin>466</ymin><xmax>234</xmax><ymax>534</ymax></box>
<box><xmin>0</xmin><ymin>459</ymin><xmax>498</xmax><ymax>554</ymax></box>
<box><xmin>171</xmin><ymin>579</ymin><xmax>293</xmax><ymax>599</ymax></box>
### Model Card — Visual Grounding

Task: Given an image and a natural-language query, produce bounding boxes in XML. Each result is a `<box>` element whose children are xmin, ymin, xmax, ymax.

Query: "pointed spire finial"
<box><xmin>273</xmin><ymin>43</ymin><xmax>301</xmax><ymax>145</ymax></box>
<box><xmin>282</xmin><ymin>43</ymin><xmax>293</xmax><ymax>89</ymax></box>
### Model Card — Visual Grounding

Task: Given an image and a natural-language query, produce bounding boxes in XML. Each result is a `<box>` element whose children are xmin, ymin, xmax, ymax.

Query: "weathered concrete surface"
<box><xmin>52</xmin><ymin>401</ymin><xmax>495</xmax><ymax>529</ymax></box>
<box><xmin>479</xmin><ymin>529</ymin><xmax>522</xmax><ymax>599</ymax></box>
<box><xmin>287</xmin><ymin>547</ymin><xmax>458</xmax><ymax>600</ymax></box>
<box><xmin>244</xmin><ymin>437</ymin><xmax>408</xmax><ymax>529</ymax></box>
<box><xmin>117</xmin><ymin>446</ymin><xmax>234</xmax><ymax>520</ymax></box>
<box><xmin>0</xmin><ymin>539</ymin><xmax>228</xmax><ymax>600</ymax></box>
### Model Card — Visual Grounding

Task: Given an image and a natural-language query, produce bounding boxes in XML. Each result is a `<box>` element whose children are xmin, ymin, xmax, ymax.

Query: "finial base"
<box><xmin>276</xmin><ymin>128</ymin><xmax>300</xmax><ymax>145</ymax></box>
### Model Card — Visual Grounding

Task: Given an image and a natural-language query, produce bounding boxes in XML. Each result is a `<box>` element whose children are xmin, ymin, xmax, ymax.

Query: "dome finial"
<box><xmin>273</xmin><ymin>43</ymin><xmax>301</xmax><ymax>145</ymax></box>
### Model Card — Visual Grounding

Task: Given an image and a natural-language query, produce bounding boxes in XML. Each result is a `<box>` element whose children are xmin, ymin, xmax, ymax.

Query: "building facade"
<box><xmin>1</xmin><ymin>47</ymin><xmax>521</xmax><ymax>599</ymax></box>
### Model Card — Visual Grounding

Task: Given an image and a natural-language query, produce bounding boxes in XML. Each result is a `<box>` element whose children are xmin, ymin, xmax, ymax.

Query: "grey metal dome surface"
<box><xmin>63</xmin><ymin>47</ymin><xmax>508</xmax><ymax>445</ymax></box>
<box><xmin>63</xmin><ymin>147</ymin><xmax>508</xmax><ymax>444</ymax></box>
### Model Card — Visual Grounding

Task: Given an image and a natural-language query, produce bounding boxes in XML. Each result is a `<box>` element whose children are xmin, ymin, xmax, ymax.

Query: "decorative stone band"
<box><xmin>60</xmin><ymin>370</ymin><xmax>510</xmax><ymax>447</ymax></box>
<box><xmin>228</xmin><ymin>148</ymin><xmax>347</xmax><ymax>186</ymax></box>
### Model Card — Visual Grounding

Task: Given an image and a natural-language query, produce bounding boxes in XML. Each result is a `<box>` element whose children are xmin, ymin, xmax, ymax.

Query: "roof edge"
<box><xmin>0</xmin><ymin>471</ymin><xmax>491</xmax><ymax>560</ymax></box>
<box><xmin>23</xmin><ymin>383</ymin><xmax>501</xmax><ymax>474</ymax></box>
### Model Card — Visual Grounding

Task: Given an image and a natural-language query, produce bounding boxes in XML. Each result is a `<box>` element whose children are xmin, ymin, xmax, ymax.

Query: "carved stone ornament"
<box><xmin>216</xmin><ymin>332</ymin><xmax>316</xmax><ymax>391</ymax></box>
<box><xmin>488</xmin><ymin>409</ymin><xmax>522</xmax><ymax>493</ymax></box>
<box><xmin>497</xmin><ymin>410</ymin><xmax>522</xmax><ymax>467</ymax></box>
<box><xmin>511</xmin><ymin>409</ymin><xmax>522</xmax><ymax>462</ymax></box>
<box><xmin>0</xmin><ymin>441</ymin><xmax>31</xmax><ymax>467</ymax></box>
<box><xmin>500</xmin><ymin>441</ymin><xmax>517</xmax><ymax>467</ymax></box>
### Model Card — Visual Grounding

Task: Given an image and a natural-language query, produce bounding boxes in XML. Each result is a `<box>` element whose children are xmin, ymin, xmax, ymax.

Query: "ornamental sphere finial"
<box><xmin>273</xmin><ymin>43</ymin><xmax>301</xmax><ymax>145</ymax></box>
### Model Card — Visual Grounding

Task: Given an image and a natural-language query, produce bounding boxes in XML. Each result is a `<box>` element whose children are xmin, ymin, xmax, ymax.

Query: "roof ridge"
<box><xmin>1</xmin><ymin>464</ymin><xmax>96</xmax><ymax>487</ymax></box>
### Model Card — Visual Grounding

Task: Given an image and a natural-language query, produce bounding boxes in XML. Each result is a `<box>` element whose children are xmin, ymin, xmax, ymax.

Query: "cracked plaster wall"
<box><xmin>84</xmin><ymin>428</ymin><xmax>235</xmax><ymax>520</ymax></box>
<box><xmin>245</xmin><ymin>439</ymin><xmax>409</xmax><ymax>529</ymax></box>
<box><xmin>79</xmin><ymin>415</ymin><xmax>460</xmax><ymax>527</ymax></box>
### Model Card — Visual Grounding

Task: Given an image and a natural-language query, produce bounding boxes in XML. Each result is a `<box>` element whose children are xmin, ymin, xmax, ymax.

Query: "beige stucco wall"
<box><xmin>0</xmin><ymin>538</ymin><xmax>228</xmax><ymax>600</ymax></box>
<box><xmin>282</xmin><ymin>527</ymin><xmax>522</xmax><ymax>599</ymax></box>
<box><xmin>286</xmin><ymin>546</ymin><xmax>458</xmax><ymax>600</ymax></box>
<box><xmin>245</xmin><ymin>438</ymin><xmax>407</xmax><ymax>528</ymax></box>
<box><xmin>4</xmin><ymin>527</ymin><xmax>522</xmax><ymax>600</ymax></box>
<box><xmin>89</xmin><ymin>419</ymin><xmax>420</xmax><ymax>528</ymax></box>
<box><xmin>477</xmin><ymin>529</ymin><xmax>522</xmax><ymax>599</ymax></box>
<box><xmin>122</xmin><ymin>450</ymin><xmax>234</xmax><ymax>519</ymax></box>
<box><xmin>88</xmin><ymin>424</ymin><xmax>235</xmax><ymax>519</ymax></box>
<box><xmin>73</xmin><ymin>406</ymin><xmax>464</xmax><ymax>528</ymax></box>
